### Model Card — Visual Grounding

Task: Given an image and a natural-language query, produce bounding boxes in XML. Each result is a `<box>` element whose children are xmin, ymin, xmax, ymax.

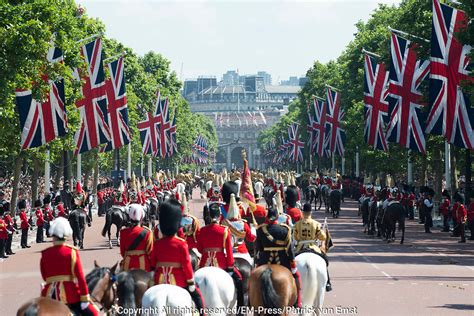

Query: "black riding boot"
<box><xmin>326</xmin><ymin>270</ymin><xmax>332</xmax><ymax>292</ymax></box>
<box><xmin>231</xmin><ymin>270</ymin><xmax>244</xmax><ymax>308</ymax></box>
<box><xmin>188</xmin><ymin>286</ymin><xmax>205</xmax><ymax>316</ymax></box>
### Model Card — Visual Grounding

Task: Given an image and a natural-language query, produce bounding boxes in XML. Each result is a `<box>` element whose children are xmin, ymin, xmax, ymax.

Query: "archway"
<box><xmin>216</xmin><ymin>148</ymin><xmax>226</xmax><ymax>164</ymax></box>
<box><xmin>231</xmin><ymin>146</ymin><xmax>245</xmax><ymax>169</ymax></box>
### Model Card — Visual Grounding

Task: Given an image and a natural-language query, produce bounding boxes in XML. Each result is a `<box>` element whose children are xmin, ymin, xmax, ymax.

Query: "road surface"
<box><xmin>1</xmin><ymin>190</ymin><xmax>473</xmax><ymax>315</ymax></box>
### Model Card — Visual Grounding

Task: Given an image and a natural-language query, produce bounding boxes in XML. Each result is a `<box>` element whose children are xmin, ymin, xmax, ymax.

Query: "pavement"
<box><xmin>1</xmin><ymin>190</ymin><xmax>473</xmax><ymax>315</ymax></box>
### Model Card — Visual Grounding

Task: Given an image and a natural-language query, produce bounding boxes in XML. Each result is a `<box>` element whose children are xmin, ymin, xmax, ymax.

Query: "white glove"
<box><xmin>291</xmin><ymin>267</ymin><xmax>298</xmax><ymax>274</ymax></box>
<box><xmin>80</xmin><ymin>302</ymin><xmax>89</xmax><ymax>310</ymax></box>
<box><xmin>188</xmin><ymin>285</ymin><xmax>196</xmax><ymax>292</ymax></box>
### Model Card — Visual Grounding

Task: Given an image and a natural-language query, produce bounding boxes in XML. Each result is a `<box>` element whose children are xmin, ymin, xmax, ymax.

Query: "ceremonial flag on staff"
<box><xmin>240</xmin><ymin>150</ymin><xmax>257</xmax><ymax>212</ymax></box>
<box><xmin>288</xmin><ymin>123</ymin><xmax>304</xmax><ymax>163</ymax></box>
<box><xmin>154</xmin><ymin>91</ymin><xmax>170</xmax><ymax>158</ymax></box>
<box><xmin>103</xmin><ymin>57</ymin><xmax>131</xmax><ymax>152</ymax></box>
<box><xmin>386</xmin><ymin>33</ymin><xmax>429</xmax><ymax>154</ymax></box>
<box><xmin>425</xmin><ymin>0</ymin><xmax>474</xmax><ymax>149</ymax></box>
<box><xmin>74</xmin><ymin>38</ymin><xmax>111</xmax><ymax>154</ymax></box>
<box><xmin>363</xmin><ymin>54</ymin><xmax>389</xmax><ymax>151</ymax></box>
<box><xmin>137</xmin><ymin>112</ymin><xmax>160</xmax><ymax>156</ymax></box>
<box><xmin>167</xmin><ymin>109</ymin><xmax>178</xmax><ymax>156</ymax></box>
<box><xmin>15</xmin><ymin>39</ymin><xmax>67</xmax><ymax>150</ymax></box>
<box><xmin>307</xmin><ymin>110</ymin><xmax>315</xmax><ymax>153</ymax></box>
<box><xmin>311</xmin><ymin>97</ymin><xmax>328</xmax><ymax>158</ymax></box>
<box><xmin>325</xmin><ymin>87</ymin><xmax>345</xmax><ymax>156</ymax></box>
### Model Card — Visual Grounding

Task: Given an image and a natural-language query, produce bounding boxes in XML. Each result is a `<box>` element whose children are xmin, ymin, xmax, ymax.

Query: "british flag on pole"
<box><xmin>386</xmin><ymin>33</ymin><xmax>429</xmax><ymax>154</ymax></box>
<box><xmin>154</xmin><ymin>90</ymin><xmax>170</xmax><ymax>158</ymax></box>
<box><xmin>102</xmin><ymin>57</ymin><xmax>131</xmax><ymax>152</ymax></box>
<box><xmin>363</xmin><ymin>54</ymin><xmax>389</xmax><ymax>151</ymax></box>
<box><xmin>74</xmin><ymin>38</ymin><xmax>111</xmax><ymax>154</ymax></box>
<box><xmin>311</xmin><ymin>97</ymin><xmax>328</xmax><ymax>158</ymax></box>
<box><xmin>138</xmin><ymin>112</ymin><xmax>160</xmax><ymax>156</ymax></box>
<box><xmin>326</xmin><ymin>87</ymin><xmax>346</xmax><ymax>156</ymax></box>
<box><xmin>288</xmin><ymin>123</ymin><xmax>304</xmax><ymax>163</ymax></box>
<box><xmin>15</xmin><ymin>41</ymin><xmax>67</xmax><ymax>150</ymax></box>
<box><xmin>425</xmin><ymin>0</ymin><xmax>473</xmax><ymax>149</ymax></box>
<box><xmin>167</xmin><ymin>109</ymin><xmax>178</xmax><ymax>157</ymax></box>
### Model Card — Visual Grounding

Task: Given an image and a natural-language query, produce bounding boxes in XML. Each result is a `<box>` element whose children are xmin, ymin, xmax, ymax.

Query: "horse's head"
<box><xmin>86</xmin><ymin>261</ymin><xmax>119</xmax><ymax>312</ymax></box>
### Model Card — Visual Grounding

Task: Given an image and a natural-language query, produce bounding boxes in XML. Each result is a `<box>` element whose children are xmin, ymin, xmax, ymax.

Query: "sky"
<box><xmin>77</xmin><ymin>0</ymin><xmax>402</xmax><ymax>84</ymax></box>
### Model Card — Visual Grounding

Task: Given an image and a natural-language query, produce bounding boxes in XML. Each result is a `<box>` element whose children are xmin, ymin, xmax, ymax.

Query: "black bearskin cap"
<box><xmin>209</xmin><ymin>203</ymin><xmax>221</xmax><ymax>220</ymax></box>
<box><xmin>43</xmin><ymin>195</ymin><xmax>51</xmax><ymax>205</ymax></box>
<box><xmin>18</xmin><ymin>199</ymin><xmax>26</xmax><ymax>210</ymax></box>
<box><xmin>285</xmin><ymin>185</ymin><xmax>299</xmax><ymax>208</ymax></box>
<box><xmin>454</xmin><ymin>191</ymin><xmax>464</xmax><ymax>204</ymax></box>
<box><xmin>54</xmin><ymin>195</ymin><xmax>61</xmax><ymax>205</ymax></box>
<box><xmin>441</xmin><ymin>190</ymin><xmax>451</xmax><ymax>199</ymax></box>
<box><xmin>34</xmin><ymin>199</ymin><xmax>42</xmax><ymax>208</ymax></box>
<box><xmin>222</xmin><ymin>181</ymin><xmax>238</xmax><ymax>204</ymax></box>
<box><xmin>267</xmin><ymin>207</ymin><xmax>278</xmax><ymax>221</ymax></box>
<box><xmin>159</xmin><ymin>199</ymin><xmax>182</xmax><ymax>237</ymax></box>
<box><xmin>303</xmin><ymin>203</ymin><xmax>312</xmax><ymax>213</ymax></box>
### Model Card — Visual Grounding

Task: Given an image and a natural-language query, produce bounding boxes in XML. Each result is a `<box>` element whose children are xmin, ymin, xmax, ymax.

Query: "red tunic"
<box><xmin>197</xmin><ymin>223</ymin><xmax>234</xmax><ymax>269</ymax></box>
<box><xmin>44</xmin><ymin>206</ymin><xmax>54</xmax><ymax>221</ymax></box>
<box><xmin>151</xmin><ymin>236</ymin><xmax>194</xmax><ymax>288</ymax></box>
<box><xmin>57</xmin><ymin>204</ymin><xmax>66</xmax><ymax>218</ymax></box>
<box><xmin>20</xmin><ymin>210</ymin><xmax>29</xmax><ymax>229</ymax></box>
<box><xmin>4</xmin><ymin>214</ymin><xmax>13</xmax><ymax>232</ymax></box>
<box><xmin>97</xmin><ymin>191</ymin><xmax>105</xmax><ymax>205</ymax></box>
<box><xmin>222</xmin><ymin>219</ymin><xmax>256</xmax><ymax>254</ymax></box>
<box><xmin>0</xmin><ymin>219</ymin><xmax>7</xmax><ymax>239</ymax></box>
<box><xmin>439</xmin><ymin>199</ymin><xmax>450</xmax><ymax>216</ymax></box>
<box><xmin>119</xmin><ymin>226</ymin><xmax>154</xmax><ymax>271</ymax></box>
<box><xmin>113</xmin><ymin>193</ymin><xmax>128</xmax><ymax>206</ymax></box>
<box><xmin>455</xmin><ymin>203</ymin><xmax>467</xmax><ymax>223</ymax></box>
<box><xmin>468</xmin><ymin>202</ymin><xmax>474</xmax><ymax>222</ymax></box>
<box><xmin>35</xmin><ymin>208</ymin><xmax>45</xmax><ymax>226</ymax></box>
<box><xmin>408</xmin><ymin>193</ymin><xmax>416</xmax><ymax>207</ymax></box>
<box><xmin>40</xmin><ymin>241</ymin><xmax>93</xmax><ymax>305</ymax></box>
<box><xmin>251</xmin><ymin>204</ymin><xmax>267</xmax><ymax>218</ymax></box>
<box><xmin>285</xmin><ymin>207</ymin><xmax>303</xmax><ymax>224</ymax></box>
<box><xmin>182</xmin><ymin>215</ymin><xmax>200</xmax><ymax>250</ymax></box>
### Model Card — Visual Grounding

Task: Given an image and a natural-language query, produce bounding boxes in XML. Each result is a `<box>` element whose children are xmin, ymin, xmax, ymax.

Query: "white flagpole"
<box><xmin>407</xmin><ymin>150</ymin><xmax>413</xmax><ymax>185</ymax></box>
<box><xmin>355</xmin><ymin>146</ymin><xmax>360</xmax><ymax>177</ymax></box>
<box><xmin>341</xmin><ymin>156</ymin><xmax>345</xmax><ymax>175</ymax></box>
<box><xmin>445</xmin><ymin>141</ymin><xmax>451</xmax><ymax>191</ymax></box>
<box><xmin>148</xmin><ymin>156</ymin><xmax>152</xmax><ymax>178</ymax></box>
<box><xmin>77</xmin><ymin>153</ymin><xmax>82</xmax><ymax>183</ymax></box>
<box><xmin>331</xmin><ymin>154</ymin><xmax>335</xmax><ymax>174</ymax></box>
<box><xmin>127</xmin><ymin>143</ymin><xmax>132</xmax><ymax>179</ymax></box>
<box><xmin>44</xmin><ymin>149</ymin><xmax>51</xmax><ymax>194</ymax></box>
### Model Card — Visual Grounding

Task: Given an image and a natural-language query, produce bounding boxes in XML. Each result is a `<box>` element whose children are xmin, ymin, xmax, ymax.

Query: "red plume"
<box><xmin>76</xmin><ymin>182</ymin><xmax>83</xmax><ymax>193</ymax></box>
<box><xmin>175</xmin><ymin>192</ymin><xmax>180</xmax><ymax>201</ymax></box>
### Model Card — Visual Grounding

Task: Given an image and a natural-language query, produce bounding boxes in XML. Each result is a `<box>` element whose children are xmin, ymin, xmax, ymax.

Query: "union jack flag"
<box><xmin>102</xmin><ymin>57</ymin><xmax>130</xmax><ymax>152</ymax></box>
<box><xmin>311</xmin><ymin>98</ymin><xmax>328</xmax><ymax>158</ymax></box>
<box><xmin>138</xmin><ymin>112</ymin><xmax>160</xmax><ymax>156</ymax></box>
<box><xmin>74</xmin><ymin>38</ymin><xmax>111</xmax><ymax>154</ymax></box>
<box><xmin>364</xmin><ymin>54</ymin><xmax>389</xmax><ymax>151</ymax></box>
<box><xmin>386</xmin><ymin>33</ymin><xmax>429</xmax><ymax>154</ymax></box>
<box><xmin>15</xmin><ymin>42</ymin><xmax>67</xmax><ymax>150</ymax></box>
<box><xmin>288</xmin><ymin>123</ymin><xmax>304</xmax><ymax>163</ymax></box>
<box><xmin>326</xmin><ymin>87</ymin><xmax>345</xmax><ymax>156</ymax></box>
<box><xmin>154</xmin><ymin>91</ymin><xmax>170</xmax><ymax>158</ymax></box>
<box><xmin>425</xmin><ymin>0</ymin><xmax>474</xmax><ymax>149</ymax></box>
<box><xmin>167</xmin><ymin>109</ymin><xmax>178</xmax><ymax>156</ymax></box>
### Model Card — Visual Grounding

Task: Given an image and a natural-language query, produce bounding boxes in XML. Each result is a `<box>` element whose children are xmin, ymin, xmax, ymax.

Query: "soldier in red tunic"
<box><xmin>34</xmin><ymin>199</ymin><xmax>45</xmax><ymax>243</ymax></box>
<box><xmin>18</xmin><ymin>199</ymin><xmax>30</xmax><ymax>248</ymax></box>
<box><xmin>43</xmin><ymin>195</ymin><xmax>54</xmax><ymax>238</ymax></box>
<box><xmin>180</xmin><ymin>194</ymin><xmax>200</xmax><ymax>250</ymax></box>
<box><xmin>453</xmin><ymin>192</ymin><xmax>467</xmax><ymax>243</ymax></box>
<box><xmin>0</xmin><ymin>213</ymin><xmax>8</xmax><ymax>259</ymax></box>
<box><xmin>40</xmin><ymin>217</ymin><xmax>99</xmax><ymax>315</ymax></box>
<box><xmin>97</xmin><ymin>184</ymin><xmax>106</xmax><ymax>217</ymax></box>
<box><xmin>3</xmin><ymin>204</ymin><xmax>15</xmax><ymax>255</ymax></box>
<box><xmin>119</xmin><ymin>204</ymin><xmax>153</xmax><ymax>271</ymax></box>
<box><xmin>150</xmin><ymin>199</ymin><xmax>205</xmax><ymax>315</ymax></box>
<box><xmin>285</xmin><ymin>186</ymin><xmax>303</xmax><ymax>224</ymax></box>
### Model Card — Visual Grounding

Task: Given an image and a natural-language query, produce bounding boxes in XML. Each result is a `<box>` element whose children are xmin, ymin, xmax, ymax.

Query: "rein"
<box><xmin>90</xmin><ymin>270</ymin><xmax>118</xmax><ymax>313</ymax></box>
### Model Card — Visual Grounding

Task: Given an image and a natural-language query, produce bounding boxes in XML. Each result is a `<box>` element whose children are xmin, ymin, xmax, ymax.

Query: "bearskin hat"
<box><xmin>303</xmin><ymin>203</ymin><xmax>312</xmax><ymax>214</ymax></box>
<box><xmin>454</xmin><ymin>191</ymin><xmax>464</xmax><ymax>204</ymax></box>
<box><xmin>34</xmin><ymin>199</ymin><xmax>42</xmax><ymax>208</ymax></box>
<box><xmin>159</xmin><ymin>199</ymin><xmax>182</xmax><ymax>236</ymax></box>
<box><xmin>285</xmin><ymin>185</ymin><xmax>299</xmax><ymax>208</ymax></box>
<box><xmin>208</xmin><ymin>202</ymin><xmax>221</xmax><ymax>220</ymax></box>
<box><xmin>222</xmin><ymin>181</ymin><xmax>239</xmax><ymax>204</ymax></box>
<box><xmin>18</xmin><ymin>199</ymin><xmax>26</xmax><ymax>210</ymax></box>
<box><xmin>267</xmin><ymin>207</ymin><xmax>278</xmax><ymax>221</ymax></box>
<box><xmin>43</xmin><ymin>195</ymin><xmax>51</xmax><ymax>205</ymax></box>
<box><xmin>442</xmin><ymin>190</ymin><xmax>451</xmax><ymax>199</ymax></box>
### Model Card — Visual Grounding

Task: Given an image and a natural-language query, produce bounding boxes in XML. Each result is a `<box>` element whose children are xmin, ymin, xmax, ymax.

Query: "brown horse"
<box><xmin>248</xmin><ymin>264</ymin><xmax>297</xmax><ymax>316</ymax></box>
<box><xmin>86</xmin><ymin>261</ymin><xmax>119</xmax><ymax>313</ymax></box>
<box><xmin>17</xmin><ymin>297</ymin><xmax>71</xmax><ymax>316</ymax></box>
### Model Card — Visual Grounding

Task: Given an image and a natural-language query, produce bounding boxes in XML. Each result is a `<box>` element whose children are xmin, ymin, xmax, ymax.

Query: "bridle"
<box><xmin>90</xmin><ymin>269</ymin><xmax>118</xmax><ymax>314</ymax></box>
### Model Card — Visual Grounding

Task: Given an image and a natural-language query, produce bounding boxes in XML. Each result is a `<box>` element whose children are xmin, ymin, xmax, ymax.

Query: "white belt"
<box><xmin>297</xmin><ymin>240</ymin><xmax>319</xmax><ymax>245</ymax></box>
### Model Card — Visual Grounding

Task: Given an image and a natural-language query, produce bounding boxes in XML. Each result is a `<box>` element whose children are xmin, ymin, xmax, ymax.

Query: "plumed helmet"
<box><xmin>18</xmin><ymin>199</ymin><xmax>26</xmax><ymax>210</ymax></box>
<box><xmin>49</xmin><ymin>217</ymin><xmax>73</xmax><ymax>239</ymax></box>
<box><xmin>274</xmin><ymin>190</ymin><xmax>284</xmax><ymax>214</ymax></box>
<box><xmin>75</xmin><ymin>181</ymin><xmax>83</xmax><ymax>194</ymax></box>
<box><xmin>34</xmin><ymin>199</ymin><xmax>42</xmax><ymax>208</ymax></box>
<box><xmin>159</xmin><ymin>199</ymin><xmax>182</xmax><ymax>236</ymax></box>
<box><xmin>285</xmin><ymin>185</ymin><xmax>299</xmax><ymax>208</ymax></box>
<box><xmin>208</xmin><ymin>202</ymin><xmax>221</xmax><ymax>220</ymax></box>
<box><xmin>43</xmin><ymin>195</ymin><xmax>51</xmax><ymax>205</ymax></box>
<box><xmin>180</xmin><ymin>193</ymin><xmax>189</xmax><ymax>214</ymax></box>
<box><xmin>128</xmin><ymin>203</ymin><xmax>145</xmax><ymax>222</ymax></box>
<box><xmin>226</xmin><ymin>193</ymin><xmax>240</xmax><ymax>220</ymax></box>
<box><xmin>222</xmin><ymin>181</ymin><xmax>239</xmax><ymax>204</ymax></box>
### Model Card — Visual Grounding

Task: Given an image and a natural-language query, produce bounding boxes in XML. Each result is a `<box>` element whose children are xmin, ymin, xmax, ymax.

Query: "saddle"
<box><xmin>296</xmin><ymin>248</ymin><xmax>329</xmax><ymax>266</ymax></box>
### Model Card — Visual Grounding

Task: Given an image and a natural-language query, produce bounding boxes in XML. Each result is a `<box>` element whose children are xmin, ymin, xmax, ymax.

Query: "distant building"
<box><xmin>299</xmin><ymin>77</ymin><xmax>308</xmax><ymax>87</ymax></box>
<box><xmin>257</xmin><ymin>71</ymin><xmax>272</xmax><ymax>85</ymax></box>
<box><xmin>222</xmin><ymin>70</ymin><xmax>239</xmax><ymax>86</ymax></box>
<box><xmin>281</xmin><ymin>76</ymin><xmax>300</xmax><ymax>86</ymax></box>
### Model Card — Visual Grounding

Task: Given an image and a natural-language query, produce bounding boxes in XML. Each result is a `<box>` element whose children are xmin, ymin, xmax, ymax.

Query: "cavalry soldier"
<box><xmin>294</xmin><ymin>203</ymin><xmax>332</xmax><ymax>291</ymax></box>
<box><xmin>3</xmin><ymin>203</ymin><xmax>15</xmax><ymax>255</ymax></box>
<box><xmin>119</xmin><ymin>204</ymin><xmax>154</xmax><ymax>271</ymax></box>
<box><xmin>285</xmin><ymin>185</ymin><xmax>303</xmax><ymax>224</ymax></box>
<box><xmin>221</xmin><ymin>193</ymin><xmax>256</xmax><ymax>265</ymax></box>
<box><xmin>145</xmin><ymin>179</ymin><xmax>156</xmax><ymax>199</ymax></box>
<box><xmin>274</xmin><ymin>190</ymin><xmax>292</xmax><ymax>227</ymax></box>
<box><xmin>180</xmin><ymin>194</ymin><xmax>200</xmax><ymax>250</ymax></box>
<box><xmin>40</xmin><ymin>217</ymin><xmax>99</xmax><ymax>315</ymax></box>
<box><xmin>196</xmin><ymin>203</ymin><xmax>244</xmax><ymax>306</ymax></box>
<box><xmin>439</xmin><ymin>190</ymin><xmax>451</xmax><ymax>232</ymax></box>
<box><xmin>151</xmin><ymin>199</ymin><xmax>205</xmax><ymax>316</ymax></box>
<box><xmin>60</xmin><ymin>181</ymin><xmax>73</xmax><ymax>212</ymax></box>
<box><xmin>43</xmin><ymin>195</ymin><xmax>54</xmax><ymax>238</ymax></box>
<box><xmin>34</xmin><ymin>199</ymin><xmax>45</xmax><ymax>243</ymax></box>
<box><xmin>221</xmin><ymin>181</ymin><xmax>245</xmax><ymax>219</ymax></box>
<box><xmin>73</xmin><ymin>182</ymin><xmax>91</xmax><ymax>226</ymax></box>
<box><xmin>18</xmin><ymin>199</ymin><xmax>30</xmax><ymax>248</ymax></box>
<box><xmin>97</xmin><ymin>184</ymin><xmax>106</xmax><ymax>217</ymax></box>
<box><xmin>113</xmin><ymin>181</ymin><xmax>128</xmax><ymax>206</ymax></box>
<box><xmin>208</xmin><ymin>178</ymin><xmax>222</xmax><ymax>202</ymax></box>
<box><xmin>255</xmin><ymin>206</ymin><xmax>302</xmax><ymax>308</ymax></box>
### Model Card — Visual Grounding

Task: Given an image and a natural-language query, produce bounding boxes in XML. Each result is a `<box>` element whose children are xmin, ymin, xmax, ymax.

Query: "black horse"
<box><xmin>144</xmin><ymin>198</ymin><xmax>159</xmax><ymax>229</ymax></box>
<box><xmin>320</xmin><ymin>185</ymin><xmax>330</xmax><ymax>212</ymax></box>
<box><xmin>234</xmin><ymin>257</ymin><xmax>253</xmax><ymax>309</ymax></box>
<box><xmin>68</xmin><ymin>208</ymin><xmax>86</xmax><ymax>249</ymax></box>
<box><xmin>102</xmin><ymin>206</ymin><xmax>129</xmax><ymax>249</ymax></box>
<box><xmin>305</xmin><ymin>184</ymin><xmax>321</xmax><ymax>211</ymax></box>
<box><xmin>382</xmin><ymin>202</ymin><xmax>405</xmax><ymax>244</ymax></box>
<box><xmin>329</xmin><ymin>190</ymin><xmax>341</xmax><ymax>218</ymax></box>
<box><xmin>116</xmin><ymin>269</ymin><xmax>153</xmax><ymax>311</ymax></box>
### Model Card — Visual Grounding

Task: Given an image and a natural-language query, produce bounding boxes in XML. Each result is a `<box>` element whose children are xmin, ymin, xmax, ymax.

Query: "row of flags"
<box><xmin>364</xmin><ymin>0</ymin><xmax>473</xmax><ymax>153</ymax></box>
<box><xmin>264</xmin><ymin>122</ymin><xmax>305</xmax><ymax>165</ymax></box>
<box><xmin>190</xmin><ymin>135</ymin><xmax>209</xmax><ymax>165</ymax></box>
<box><xmin>306</xmin><ymin>87</ymin><xmax>346</xmax><ymax>158</ymax></box>
<box><xmin>214</xmin><ymin>111</ymin><xmax>267</xmax><ymax>127</ymax></box>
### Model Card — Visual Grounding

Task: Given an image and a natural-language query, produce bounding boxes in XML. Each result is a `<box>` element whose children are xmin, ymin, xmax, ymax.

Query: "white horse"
<box><xmin>295</xmin><ymin>252</ymin><xmax>328</xmax><ymax>316</ymax></box>
<box><xmin>175</xmin><ymin>182</ymin><xmax>186</xmax><ymax>199</ymax></box>
<box><xmin>194</xmin><ymin>267</ymin><xmax>236</xmax><ymax>316</ymax></box>
<box><xmin>142</xmin><ymin>284</ymin><xmax>194</xmax><ymax>316</ymax></box>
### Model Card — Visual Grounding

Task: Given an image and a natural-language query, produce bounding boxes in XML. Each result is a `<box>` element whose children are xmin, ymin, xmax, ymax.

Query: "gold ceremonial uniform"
<box><xmin>293</xmin><ymin>216</ymin><xmax>326</xmax><ymax>254</ymax></box>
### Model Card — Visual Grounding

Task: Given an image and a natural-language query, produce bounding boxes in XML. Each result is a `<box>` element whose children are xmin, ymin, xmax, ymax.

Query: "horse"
<box><xmin>116</xmin><ymin>269</ymin><xmax>153</xmax><ymax>310</ymax></box>
<box><xmin>320</xmin><ymin>185</ymin><xmax>330</xmax><ymax>212</ymax></box>
<box><xmin>145</xmin><ymin>198</ymin><xmax>159</xmax><ymax>229</ymax></box>
<box><xmin>248</xmin><ymin>264</ymin><xmax>297</xmax><ymax>316</ymax></box>
<box><xmin>234</xmin><ymin>256</ymin><xmax>253</xmax><ymax>307</ymax></box>
<box><xmin>86</xmin><ymin>261</ymin><xmax>118</xmax><ymax>313</ymax></box>
<box><xmin>360</xmin><ymin>197</ymin><xmax>370</xmax><ymax>233</ymax></box>
<box><xmin>102</xmin><ymin>206</ymin><xmax>129</xmax><ymax>249</ymax></box>
<box><xmin>382</xmin><ymin>202</ymin><xmax>405</xmax><ymax>244</ymax></box>
<box><xmin>194</xmin><ymin>267</ymin><xmax>236</xmax><ymax>316</ymax></box>
<box><xmin>305</xmin><ymin>185</ymin><xmax>321</xmax><ymax>211</ymax></box>
<box><xmin>295</xmin><ymin>252</ymin><xmax>328</xmax><ymax>316</ymax></box>
<box><xmin>17</xmin><ymin>297</ymin><xmax>71</xmax><ymax>316</ymax></box>
<box><xmin>329</xmin><ymin>190</ymin><xmax>341</xmax><ymax>218</ymax></box>
<box><xmin>68</xmin><ymin>208</ymin><xmax>86</xmax><ymax>249</ymax></box>
<box><xmin>142</xmin><ymin>284</ymin><xmax>194</xmax><ymax>316</ymax></box>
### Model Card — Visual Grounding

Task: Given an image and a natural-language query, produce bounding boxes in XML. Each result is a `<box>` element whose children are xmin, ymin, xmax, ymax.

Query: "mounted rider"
<box><xmin>255</xmin><ymin>206</ymin><xmax>302</xmax><ymax>308</ymax></box>
<box><xmin>285</xmin><ymin>185</ymin><xmax>303</xmax><ymax>224</ymax></box>
<box><xmin>294</xmin><ymin>203</ymin><xmax>333</xmax><ymax>291</ymax></box>
<box><xmin>151</xmin><ymin>199</ymin><xmax>205</xmax><ymax>315</ymax></box>
<box><xmin>119</xmin><ymin>204</ymin><xmax>154</xmax><ymax>271</ymax></box>
<box><xmin>73</xmin><ymin>182</ymin><xmax>91</xmax><ymax>226</ymax></box>
<box><xmin>112</xmin><ymin>181</ymin><xmax>128</xmax><ymax>207</ymax></box>
<box><xmin>40</xmin><ymin>217</ymin><xmax>99</xmax><ymax>316</ymax></box>
<box><xmin>220</xmin><ymin>181</ymin><xmax>245</xmax><ymax>220</ymax></box>
<box><xmin>274</xmin><ymin>190</ymin><xmax>292</xmax><ymax>227</ymax></box>
<box><xmin>208</xmin><ymin>177</ymin><xmax>222</xmax><ymax>203</ymax></box>
<box><xmin>180</xmin><ymin>193</ymin><xmax>200</xmax><ymax>250</ymax></box>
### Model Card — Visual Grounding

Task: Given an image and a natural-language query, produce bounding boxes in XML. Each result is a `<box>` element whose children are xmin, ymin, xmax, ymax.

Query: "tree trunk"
<box><xmin>451</xmin><ymin>147</ymin><xmax>458</xmax><ymax>194</ymax></box>
<box><xmin>54</xmin><ymin>155</ymin><xmax>63</xmax><ymax>191</ymax></box>
<box><xmin>420</xmin><ymin>157</ymin><xmax>428</xmax><ymax>187</ymax></box>
<box><xmin>433</xmin><ymin>147</ymin><xmax>442</xmax><ymax>200</ymax></box>
<box><xmin>10</xmin><ymin>153</ymin><xmax>24</xmax><ymax>215</ymax></box>
<box><xmin>31</xmin><ymin>155</ymin><xmax>40</xmax><ymax>202</ymax></box>
<box><xmin>93</xmin><ymin>150</ymin><xmax>99</xmax><ymax>206</ymax></box>
<box><xmin>465</xmin><ymin>149</ymin><xmax>472</xmax><ymax>203</ymax></box>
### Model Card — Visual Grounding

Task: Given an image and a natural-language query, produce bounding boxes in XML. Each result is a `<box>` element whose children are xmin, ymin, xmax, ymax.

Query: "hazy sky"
<box><xmin>77</xmin><ymin>0</ymin><xmax>401</xmax><ymax>84</ymax></box>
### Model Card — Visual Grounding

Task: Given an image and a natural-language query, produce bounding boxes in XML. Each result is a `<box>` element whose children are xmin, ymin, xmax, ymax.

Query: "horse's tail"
<box><xmin>101</xmin><ymin>209</ymin><xmax>111</xmax><ymax>237</ymax></box>
<box><xmin>117</xmin><ymin>271</ymin><xmax>136</xmax><ymax>311</ymax></box>
<box><xmin>23</xmin><ymin>301</ymin><xmax>38</xmax><ymax>316</ymax></box>
<box><xmin>260</xmin><ymin>268</ymin><xmax>280</xmax><ymax>309</ymax></box>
